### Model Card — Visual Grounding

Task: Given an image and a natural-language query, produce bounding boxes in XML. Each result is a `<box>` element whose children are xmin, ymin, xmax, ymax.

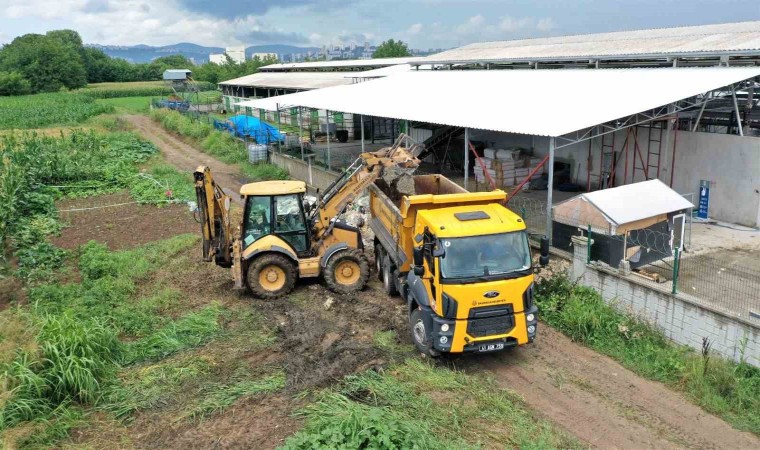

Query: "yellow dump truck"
<box><xmin>370</xmin><ymin>175</ymin><xmax>549</xmax><ymax>356</ymax></box>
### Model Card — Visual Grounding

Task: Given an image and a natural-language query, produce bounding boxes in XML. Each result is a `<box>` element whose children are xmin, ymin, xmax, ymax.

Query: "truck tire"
<box><xmin>247</xmin><ymin>253</ymin><xmax>297</xmax><ymax>299</ymax></box>
<box><xmin>382</xmin><ymin>255</ymin><xmax>398</xmax><ymax>296</ymax></box>
<box><xmin>410</xmin><ymin>309</ymin><xmax>440</xmax><ymax>357</ymax></box>
<box><xmin>374</xmin><ymin>244</ymin><xmax>385</xmax><ymax>281</ymax></box>
<box><xmin>324</xmin><ymin>248</ymin><xmax>370</xmax><ymax>294</ymax></box>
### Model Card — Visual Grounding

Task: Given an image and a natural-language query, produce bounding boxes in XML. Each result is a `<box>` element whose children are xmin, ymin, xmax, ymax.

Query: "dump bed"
<box><xmin>368</xmin><ymin>174</ymin><xmax>507</xmax><ymax>273</ymax></box>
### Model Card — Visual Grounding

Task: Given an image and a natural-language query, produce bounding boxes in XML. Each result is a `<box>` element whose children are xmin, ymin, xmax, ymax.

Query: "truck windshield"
<box><xmin>438</xmin><ymin>232</ymin><xmax>531</xmax><ymax>280</ymax></box>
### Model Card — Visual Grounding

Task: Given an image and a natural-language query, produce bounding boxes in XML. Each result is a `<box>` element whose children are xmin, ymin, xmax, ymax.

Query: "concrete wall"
<box><xmin>571</xmin><ymin>237</ymin><xmax>760</xmax><ymax>367</ymax></box>
<box><xmin>269</xmin><ymin>151</ymin><xmax>339</xmax><ymax>191</ymax></box>
<box><xmin>670</xmin><ymin>131</ymin><xmax>760</xmax><ymax>227</ymax></box>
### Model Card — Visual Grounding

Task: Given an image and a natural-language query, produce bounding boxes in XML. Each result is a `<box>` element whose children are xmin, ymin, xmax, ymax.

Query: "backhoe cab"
<box><xmin>193</xmin><ymin>135</ymin><xmax>420</xmax><ymax>299</ymax></box>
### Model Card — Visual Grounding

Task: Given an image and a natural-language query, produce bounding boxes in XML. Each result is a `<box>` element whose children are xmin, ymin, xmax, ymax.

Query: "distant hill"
<box><xmin>87</xmin><ymin>43</ymin><xmax>320</xmax><ymax>64</ymax></box>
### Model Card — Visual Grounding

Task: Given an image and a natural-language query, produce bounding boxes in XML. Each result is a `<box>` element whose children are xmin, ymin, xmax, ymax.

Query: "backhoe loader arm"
<box><xmin>311</xmin><ymin>134</ymin><xmax>421</xmax><ymax>245</ymax></box>
<box><xmin>194</xmin><ymin>166</ymin><xmax>233</xmax><ymax>267</ymax></box>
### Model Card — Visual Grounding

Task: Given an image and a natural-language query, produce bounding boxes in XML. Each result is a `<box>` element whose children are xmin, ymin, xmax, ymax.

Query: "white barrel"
<box><xmin>248</xmin><ymin>144</ymin><xmax>268</xmax><ymax>163</ymax></box>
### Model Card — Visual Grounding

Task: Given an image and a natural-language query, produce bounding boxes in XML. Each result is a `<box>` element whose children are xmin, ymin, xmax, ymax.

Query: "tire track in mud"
<box><xmin>455</xmin><ymin>326</ymin><xmax>758</xmax><ymax>449</ymax></box>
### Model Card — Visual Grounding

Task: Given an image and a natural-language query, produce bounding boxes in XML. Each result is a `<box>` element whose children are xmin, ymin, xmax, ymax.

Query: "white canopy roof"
<box><xmin>237</xmin><ymin>67</ymin><xmax>760</xmax><ymax>137</ymax></box>
<box><xmin>556</xmin><ymin>179</ymin><xmax>694</xmax><ymax>227</ymax></box>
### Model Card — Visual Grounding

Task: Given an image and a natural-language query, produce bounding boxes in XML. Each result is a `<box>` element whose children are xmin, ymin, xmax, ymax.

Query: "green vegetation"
<box><xmin>82</xmin><ymin>81</ymin><xmax>216</xmax><ymax>99</ymax></box>
<box><xmin>149</xmin><ymin>108</ymin><xmax>288</xmax><ymax>181</ymax></box>
<box><xmin>187</xmin><ymin>372</ymin><xmax>286</xmax><ymax>420</ymax></box>
<box><xmin>0</xmin><ymin>28</ymin><xmax>276</xmax><ymax>95</ymax></box>
<box><xmin>536</xmin><ymin>274</ymin><xmax>760</xmax><ymax>434</ymax></box>
<box><xmin>283</xmin><ymin>358</ymin><xmax>579</xmax><ymax>449</ymax></box>
<box><xmin>0</xmin><ymin>92</ymin><xmax>114</xmax><ymax>129</ymax></box>
<box><xmin>373</xmin><ymin>39</ymin><xmax>412</xmax><ymax>58</ymax></box>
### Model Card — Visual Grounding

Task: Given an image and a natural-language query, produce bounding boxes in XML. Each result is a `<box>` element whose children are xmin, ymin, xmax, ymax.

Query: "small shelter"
<box><xmin>552</xmin><ymin>179</ymin><xmax>694</xmax><ymax>268</ymax></box>
<box><xmin>163</xmin><ymin>69</ymin><xmax>192</xmax><ymax>81</ymax></box>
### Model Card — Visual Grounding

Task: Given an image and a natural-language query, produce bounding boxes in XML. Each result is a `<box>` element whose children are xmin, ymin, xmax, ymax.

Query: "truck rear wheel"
<box><xmin>247</xmin><ymin>254</ymin><xmax>297</xmax><ymax>299</ymax></box>
<box><xmin>374</xmin><ymin>244</ymin><xmax>385</xmax><ymax>281</ymax></box>
<box><xmin>410</xmin><ymin>309</ymin><xmax>440</xmax><ymax>357</ymax></box>
<box><xmin>324</xmin><ymin>249</ymin><xmax>369</xmax><ymax>294</ymax></box>
<box><xmin>382</xmin><ymin>255</ymin><xmax>398</xmax><ymax>296</ymax></box>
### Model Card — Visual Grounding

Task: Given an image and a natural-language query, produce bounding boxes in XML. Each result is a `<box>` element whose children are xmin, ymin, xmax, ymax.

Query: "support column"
<box><xmin>571</xmin><ymin>235</ymin><xmax>593</xmax><ymax>280</ymax></box>
<box><xmin>298</xmin><ymin>106</ymin><xmax>305</xmax><ymax>160</ymax></box>
<box><xmin>326</xmin><ymin>110</ymin><xmax>331</xmax><ymax>169</ymax></box>
<box><xmin>463</xmin><ymin>128</ymin><xmax>470</xmax><ymax>189</ymax></box>
<box><xmin>732</xmin><ymin>87</ymin><xmax>744</xmax><ymax>136</ymax></box>
<box><xmin>360</xmin><ymin>114</ymin><xmax>365</xmax><ymax>153</ymax></box>
<box><xmin>546</xmin><ymin>137</ymin><xmax>556</xmax><ymax>242</ymax></box>
<box><xmin>276</xmin><ymin>103</ymin><xmax>282</xmax><ymax>153</ymax></box>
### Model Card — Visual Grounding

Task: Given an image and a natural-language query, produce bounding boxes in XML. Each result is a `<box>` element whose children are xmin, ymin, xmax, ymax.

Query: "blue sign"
<box><xmin>697</xmin><ymin>180</ymin><xmax>710</xmax><ymax>219</ymax></box>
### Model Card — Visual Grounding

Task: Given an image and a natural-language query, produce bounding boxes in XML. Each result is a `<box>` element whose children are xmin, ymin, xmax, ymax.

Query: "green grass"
<box><xmin>81</xmin><ymin>82</ymin><xmax>216</xmax><ymax>99</ymax></box>
<box><xmin>187</xmin><ymin>372</ymin><xmax>286</xmax><ymax>420</ymax></box>
<box><xmin>536</xmin><ymin>274</ymin><xmax>760</xmax><ymax>434</ymax></box>
<box><xmin>282</xmin><ymin>358</ymin><xmax>580</xmax><ymax>449</ymax></box>
<box><xmin>96</xmin><ymin>96</ymin><xmax>152</xmax><ymax>114</ymax></box>
<box><xmin>0</xmin><ymin>92</ymin><xmax>114</xmax><ymax>129</ymax></box>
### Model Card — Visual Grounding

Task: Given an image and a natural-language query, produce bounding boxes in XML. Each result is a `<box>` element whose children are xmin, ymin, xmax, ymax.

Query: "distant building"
<box><xmin>251</xmin><ymin>52</ymin><xmax>278</xmax><ymax>61</ymax></box>
<box><xmin>209</xmin><ymin>47</ymin><xmax>247</xmax><ymax>65</ymax></box>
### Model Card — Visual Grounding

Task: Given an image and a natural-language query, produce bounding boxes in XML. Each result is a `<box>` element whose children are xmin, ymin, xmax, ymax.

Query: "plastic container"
<box><xmin>247</xmin><ymin>144</ymin><xmax>268</xmax><ymax>163</ymax></box>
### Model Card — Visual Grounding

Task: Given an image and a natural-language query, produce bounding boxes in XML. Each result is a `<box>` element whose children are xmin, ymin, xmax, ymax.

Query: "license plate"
<box><xmin>478</xmin><ymin>343</ymin><xmax>504</xmax><ymax>352</ymax></box>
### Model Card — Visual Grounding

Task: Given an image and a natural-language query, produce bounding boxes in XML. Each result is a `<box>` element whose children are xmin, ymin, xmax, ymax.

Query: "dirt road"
<box><xmin>458</xmin><ymin>327</ymin><xmax>759</xmax><ymax>449</ymax></box>
<box><xmin>125</xmin><ymin>115</ymin><xmax>245</xmax><ymax>203</ymax></box>
<box><xmin>129</xmin><ymin>114</ymin><xmax>758</xmax><ymax>450</ymax></box>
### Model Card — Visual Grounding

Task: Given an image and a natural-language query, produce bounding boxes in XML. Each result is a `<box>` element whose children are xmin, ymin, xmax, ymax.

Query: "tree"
<box><xmin>0</xmin><ymin>71</ymin><xmax>31</xmax><ymax>96</ymax></box>
<box><xmin>0</xmin><ymin>33</ymin><xmax>88</xmax><ymax>92</ymax></box>
<box><xmin>372</xmin><ymin>39</ymin><xmax>411</xmax><ymax>58</ymax></box>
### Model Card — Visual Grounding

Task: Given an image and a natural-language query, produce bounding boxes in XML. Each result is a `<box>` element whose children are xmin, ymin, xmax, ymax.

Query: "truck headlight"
<box><xmin>526</xmin><ymin>313</ymin><xmax>535</xmax><ymax>322</ymax></box>
<box><xmin>441</xmin><ymin>323</ymin><xmax>450</xmax><ymax>332</ymax></box>
<box><xmin>527</xmin><ymin>325</ymin><xmax>536</xmax><ymax>334</ymax></box>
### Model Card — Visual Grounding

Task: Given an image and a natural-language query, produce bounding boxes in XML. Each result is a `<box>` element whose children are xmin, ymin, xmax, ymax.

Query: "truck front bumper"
<box><xmin>430</xmin><ymin>304</ymin><xmax>539</xmax><ymax>353</ymax></box>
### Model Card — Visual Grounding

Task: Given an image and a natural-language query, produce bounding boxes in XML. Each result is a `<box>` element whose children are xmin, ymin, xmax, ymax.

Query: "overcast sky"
<box><xmin>1</xmin><ymin>0</ymin><xmax>759</xmax><ymax>49</ymax></box>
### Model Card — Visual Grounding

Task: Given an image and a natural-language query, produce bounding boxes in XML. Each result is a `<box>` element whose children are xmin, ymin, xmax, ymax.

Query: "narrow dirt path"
<box><xmin>125</xmin><ymin>115</ymin><xmax>245</xmax><ymax>203</ymax></box>
<box><xmin>457</xmin><ymin>326</ymin><xmax>758</xmax><ymax>449</ymax></box>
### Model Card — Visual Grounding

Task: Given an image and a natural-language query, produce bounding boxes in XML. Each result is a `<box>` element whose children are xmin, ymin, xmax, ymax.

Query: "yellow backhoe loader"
<box><xmin>193</xmin><ymin>135</ymin><xmax>420</xmax><ymax>298</ymax></box>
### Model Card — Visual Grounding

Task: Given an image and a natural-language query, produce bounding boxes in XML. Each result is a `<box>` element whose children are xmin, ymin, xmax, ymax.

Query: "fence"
<box><xmin>540</xmin><ymin>206</ymin><xmax>760</xmax><ymax>322</ymax></box>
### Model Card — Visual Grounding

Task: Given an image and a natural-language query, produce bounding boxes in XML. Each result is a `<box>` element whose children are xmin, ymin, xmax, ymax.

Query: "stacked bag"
<box><xmin>474</xmin><ymin>147</ymin><xmax>544</xmax><ymax>188</ymax></box>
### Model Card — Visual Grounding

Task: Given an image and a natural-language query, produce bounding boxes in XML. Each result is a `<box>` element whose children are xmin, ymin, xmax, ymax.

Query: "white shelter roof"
<box><xmin>236</xmin><ymin>67</ymin><xmax>760</xmax><ymax>137</ymax></box>
<box><xmin>260</xmin><ymin>57</ymin><xmax>429</xmax><ymax>72</ymax></box>
<box><xmin>425</xmin><ymin>21</ymin><xmax>760</xmax><ymax>64</ymax></box>
<box><xmin>557</xmin><ymin>179</ymin><xmax>694</xmax><ymax>226</ymax></box>
<box><xmin>219</xmin><ymin>72</ymin><xmax>351</xmax><ymax>90</ymax></box>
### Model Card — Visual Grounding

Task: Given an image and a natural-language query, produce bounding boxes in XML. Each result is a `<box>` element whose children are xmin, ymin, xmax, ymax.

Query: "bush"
<box><xmin>0</xmin><ymin>71</ymin><xmax>32</xmax><ymax>96</ymax></box>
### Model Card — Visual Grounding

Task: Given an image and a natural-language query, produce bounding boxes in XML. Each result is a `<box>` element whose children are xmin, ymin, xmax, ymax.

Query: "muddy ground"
<box><xmin>59</xmin><ymin>117</ymin><xmax>760</xmax><ymax>449</ymax></box>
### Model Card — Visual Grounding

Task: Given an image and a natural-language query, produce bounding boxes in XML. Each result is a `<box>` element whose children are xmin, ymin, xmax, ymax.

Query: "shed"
<box><xmin>552</xmin><ymin>180</ymin><xmax>694</xmax><ymax>268</ymax></box>
<box><xmin>163</xmin><ymin>69</ymin><xmax>192</xmax><ymax>81</ymax></box>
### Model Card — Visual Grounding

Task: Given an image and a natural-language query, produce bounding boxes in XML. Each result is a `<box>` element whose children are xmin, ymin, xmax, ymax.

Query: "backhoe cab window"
<box><xmin>439</xmin><ymin>232</ymin><xmax>531</xmax><ymax>280</ymax></box>
<box><xmin>243</xmin><ymin>196</ymin><xmax>271</xmax><ymax>247</ymax></box>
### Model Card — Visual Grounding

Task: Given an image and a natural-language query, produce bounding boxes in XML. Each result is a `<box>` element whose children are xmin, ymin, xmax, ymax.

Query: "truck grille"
<box><xmin>467</xmin><ymin>305</ymin><xmax>514</xmax><ymax>338</ymax></box>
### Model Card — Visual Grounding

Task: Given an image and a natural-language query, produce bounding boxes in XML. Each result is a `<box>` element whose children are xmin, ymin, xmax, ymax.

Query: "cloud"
<box><xmin>536</xmin><ymin>17</ymin><xmax>556</xmax><ymax>31</ymax></box>
<box><xmin>237</xmin><ymin>29</ymin><xmax>309</xmax><ymax>45</ymax></box>
<box><xmin>82</xmin><ymin>0</ymin><xmax>114</xmax><ymax>13</ymax></box>
<box><xmin>175</xmin><ymin>0</ymin><xmax>354</xmax><ymax>19</ymax></box>
<box><xmin>499</xmin><ymin>16</ymin><xmax>531</xmax><ymax>32</ymax></box>
<box><xmin>407</xmin><ymin>23</ymin><xmax>423</xmax><ymax>34</ymax></box>
<box><xmin>456</xmin><ymin>15</ymin><xmax>485</xmax><ymax>34</ymax></box>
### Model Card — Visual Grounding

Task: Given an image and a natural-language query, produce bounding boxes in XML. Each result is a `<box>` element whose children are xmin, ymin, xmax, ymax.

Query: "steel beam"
<box><xmin>546</xmin><ymin>137</ymin><xmax>555</xmax><ymax>243</ymax></box>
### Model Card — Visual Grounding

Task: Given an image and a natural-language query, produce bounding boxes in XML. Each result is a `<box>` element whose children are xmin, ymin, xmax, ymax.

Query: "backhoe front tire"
<box><xmin>247</xmin><ymin>254</ymin><xmax>297</xmax><ymax>299</ymax></box>
<box><xmin>324</xmin><ymin>248</ymin><xmax>369</xmax><ymax>294</ymax></box>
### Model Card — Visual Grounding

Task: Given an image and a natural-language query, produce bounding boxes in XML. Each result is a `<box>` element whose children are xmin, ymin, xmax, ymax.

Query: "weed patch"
<box><xmin>282</xmin><ymin>359</ymin><xmax>579</xmax><ymax>449</ymax></box>
<box><xmin>187</xmin><ymin>372</ymin><xmax>286</xmax><ymax>420</ymax></box>
<box><xmin>536</xmin><ymin>274</ymin><xmax>760</xmax><ymax>434</ymax></box>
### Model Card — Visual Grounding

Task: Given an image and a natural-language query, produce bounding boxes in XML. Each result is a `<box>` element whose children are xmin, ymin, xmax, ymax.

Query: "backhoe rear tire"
<box><xmin>324</xmin><ymin>248</ymin><xmax>370</xmax><ymax>294</ymax></box>
<box><xmin>247</xmin><ymin>253</ymin><xmax>297</xmax><ymax>299</ymax></box>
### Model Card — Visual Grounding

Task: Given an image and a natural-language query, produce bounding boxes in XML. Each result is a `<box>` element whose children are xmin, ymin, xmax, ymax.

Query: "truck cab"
<box><xmin>406</xmin><ymin>203</ymin><xmax>539</xmax><ymax>355</ymax></box>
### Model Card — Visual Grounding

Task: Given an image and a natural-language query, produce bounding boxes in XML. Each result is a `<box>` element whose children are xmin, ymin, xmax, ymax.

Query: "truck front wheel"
<box><xmin>324</xmin><ymin>249</ymin><xmax>370</xmax><ymax>294</ymax></box>
<box><xmin>410</xmin><ymin>309</ymin><xmax>440</xmax><ymax>357</ymax></box>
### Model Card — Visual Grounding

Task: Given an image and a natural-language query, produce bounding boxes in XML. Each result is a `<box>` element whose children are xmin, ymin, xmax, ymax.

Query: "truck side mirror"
<box><xmin>539</xmin><ymin>236</ymin><xmax>550</xmax><ymax>267</ymax></box>
<box><xmin>413</xmin><ymin>247</ymin><xmax>423</xmax><ymax>266</ymax></box>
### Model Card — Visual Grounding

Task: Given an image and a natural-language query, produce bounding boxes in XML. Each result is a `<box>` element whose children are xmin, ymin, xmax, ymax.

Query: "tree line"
<box><xmin>0</xmin><ymin>29</ymin><xmax>277</xmax><ymax>96</ymax></box>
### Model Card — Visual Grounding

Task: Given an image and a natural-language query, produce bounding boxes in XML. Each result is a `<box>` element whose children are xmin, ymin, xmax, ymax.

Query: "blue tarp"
<box><xmin>224</xmin><ymin>115</ymin><xmax>284</xmax><ymax>144</ymax></box>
